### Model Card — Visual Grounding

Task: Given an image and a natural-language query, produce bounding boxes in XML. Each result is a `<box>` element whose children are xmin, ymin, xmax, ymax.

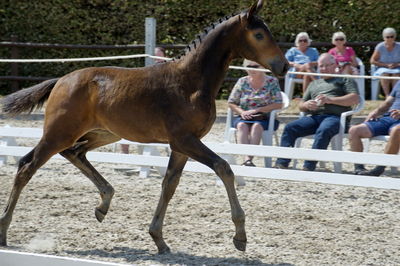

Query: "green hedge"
<box><xmin>1</xmin><ymin>0</ymin><xmax>399</xmax><ymax>96</ymax></box>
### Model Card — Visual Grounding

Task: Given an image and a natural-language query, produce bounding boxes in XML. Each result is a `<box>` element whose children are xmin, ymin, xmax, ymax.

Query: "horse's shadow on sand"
<box><xmin>66</xmin><ymin>246</ymin><xmax>294</xmax><ymax>266</ymax></box>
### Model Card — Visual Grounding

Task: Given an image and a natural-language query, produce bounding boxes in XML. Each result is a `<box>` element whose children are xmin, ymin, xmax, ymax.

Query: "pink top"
<box><xmin>328</xmin><ymin>46</ymin><xmax>356</xmax><ymax>63</ymax></box>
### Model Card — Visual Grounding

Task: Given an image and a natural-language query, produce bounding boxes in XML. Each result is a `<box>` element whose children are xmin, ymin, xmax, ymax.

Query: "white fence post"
<box><xmin>145</xmin><ymin>17</ymin><xmax>156</xmax><ymax>67</ymax></box>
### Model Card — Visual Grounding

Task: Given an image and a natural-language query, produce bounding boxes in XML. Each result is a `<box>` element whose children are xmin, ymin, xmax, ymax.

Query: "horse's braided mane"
<box><xmin>174</xmin><ymin>11</ymin><xmax>243</xmax><ymax>60</ymax></box>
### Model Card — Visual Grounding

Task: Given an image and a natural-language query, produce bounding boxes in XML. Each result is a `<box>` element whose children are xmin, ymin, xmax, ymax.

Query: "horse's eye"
<box><xmin>254</xmin><ymin>33</ymin><xmax>264</xmax><ymax>40</ymax></box>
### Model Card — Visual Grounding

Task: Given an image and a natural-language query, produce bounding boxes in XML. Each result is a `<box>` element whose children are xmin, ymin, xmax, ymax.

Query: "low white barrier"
<box><xmin>1</xmin><ymin>126</ymin><xmax>399</xmax><ymax>190</ymax></box>
<box><xmin>0</xmin><ymin>249</ymin><xmax>130</xmax><ymax>266</ymax></box>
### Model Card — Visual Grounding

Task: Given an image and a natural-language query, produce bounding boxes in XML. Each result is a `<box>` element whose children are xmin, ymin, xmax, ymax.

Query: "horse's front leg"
<box><xmin>170</xmin><ymin>135</ymin><xmax>247</xmax><ymax>252</ymax></box>
<box><xmin>149</xmin><ymin>151</ymin><xmax>188</xmax><ymax>254</ymax></box>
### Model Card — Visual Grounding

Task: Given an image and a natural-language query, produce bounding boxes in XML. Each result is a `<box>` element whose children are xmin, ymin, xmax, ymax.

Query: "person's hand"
<box><xmin>389</xmin><ymin>109</ymin><xmax>400</xmax><ymax>120</ymax></box>
<box><xmin>240</xmin><ymin>109</ymin><xmax>257</xmax><ymax>120</ymax></box>
<box><xmin>315</xmin><ymin>94</ymin><xmax>331</xmax><ymax>105</ymax></box>
<box><xmin>305</xmin><ymin>100</ymin><xmax>319</xmax><ymax>111</ymax></box>
<box><xmin>387</xmin><ymin>63</ymin><xmax>396</xmax><ymax>69</ymax></box>
<box><xmin>365</xmin><ymin>110</ymin><xmax>379</xmax><ymax>122</ymax></box>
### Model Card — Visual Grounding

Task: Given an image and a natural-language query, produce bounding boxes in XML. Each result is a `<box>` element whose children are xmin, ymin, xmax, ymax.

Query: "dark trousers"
<box><xmin>276</xmin><ymin>114</ymin><xmax>341</xmax><ymax>170</ymax></box>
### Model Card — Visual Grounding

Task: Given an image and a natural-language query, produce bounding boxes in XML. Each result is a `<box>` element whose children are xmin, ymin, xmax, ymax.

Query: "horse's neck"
<box><xmin>180</xmin><ymin>21</ymin><xmax>238</xmax><ymax>99</ymax></box>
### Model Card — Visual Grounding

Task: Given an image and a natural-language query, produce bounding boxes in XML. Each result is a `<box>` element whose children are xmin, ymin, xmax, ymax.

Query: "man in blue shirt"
<box><xmin>348</xmin><ymin>80</ymin><xmax>400</xmax><ymax>176</ymax></box>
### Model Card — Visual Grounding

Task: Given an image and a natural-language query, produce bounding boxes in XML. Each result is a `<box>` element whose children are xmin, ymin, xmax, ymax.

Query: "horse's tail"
<box><xmin>1</xmin><ymin>78</ymin><xmax>59</xmax><ymax>115</ymax></box>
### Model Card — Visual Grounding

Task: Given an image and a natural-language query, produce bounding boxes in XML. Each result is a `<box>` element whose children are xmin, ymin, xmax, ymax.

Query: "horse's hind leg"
<box><xmin>149</xmin><ymin>151</ymin><xmax>188</xmax><ymax>254</ymax></box>
<box><xmin>60</xmin><ymin>130</ymin><xmax>120</xmax><ymax>222</ymax></box>
<box><xmin>0</xmin><ymin>139</ymin><xmax>70</xmax><ymax>246</ymax></box>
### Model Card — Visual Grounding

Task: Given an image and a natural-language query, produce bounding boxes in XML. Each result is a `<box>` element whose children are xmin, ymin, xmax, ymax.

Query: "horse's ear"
<box><xmin>247</xmin><ymin>0</ymin><xmax>264</xmax><ymax>19</ymax></box>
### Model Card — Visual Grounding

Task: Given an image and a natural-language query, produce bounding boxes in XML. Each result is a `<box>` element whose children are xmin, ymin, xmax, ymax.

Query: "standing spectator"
<box><xmin>285</xmin><ymin>32</ymin><xmax>319</xmax><ymax>93</ymax></box>
<box><xmin>328</xmin><ymin>32</ymin><xmax>359</xmax><ymax>75</ymax></box>
<box><xmin>348</xmin><ymin>81</ymin><xmax>400</xmax><ymax>176</ymax></box>
<box><xmin>154</xmin><ymin>47</ymin><xmax>167</xmax><ymax>63</ymax></box>
<box><xmin>121</xmin><ymin>47</ymin><xmax>167</xmax><ymax>154</ymax></box>
<box><xmin>370</xmin><ymin>27</ymin><xmax>400</xmax><ymax>98</ymax></box>
<box><xmin>275</xmin><ymin>53</ymin><xmax>359</xmax><ymax>171</ymax></box>
<box><xmin>228</xmin><ymin>59</ymin><xmax>283</xmax><ymax>167</ymax></box>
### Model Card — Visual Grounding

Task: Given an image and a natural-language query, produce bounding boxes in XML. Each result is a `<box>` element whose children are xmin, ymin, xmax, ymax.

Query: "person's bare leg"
<box><xmin>348</xmin><ymin>124</ymin><xmax>373</xmax><ymax>174</ymax></box>
<box><xmin>236</xmin><ymin>122</ymin><xmax>252</xmax><ymax>164</ymax></box>
<box><xmin>349</xmin><ymin>124</ymin><xmax>372</xmax><ymax>152</ymax></box>
<box><xmin>380</xmin><ymin>74</ymin><xmax>391</xmax><ymax>98</ymax></box>
<box><xmin>236</xmin><ymin>122</ymin><xmax>250</xmax><ymax>145</ymax></box>
<box><xmin>120</xmin><ymin>144</ymin><xmax>129</xmax><ymax>154</ymax></box>
<box><xmin>341</xmin><ymin>65</ymin><xmax>352</xmax><ymax>75</ymax></box>
<box><xmin>384</xmin><ymin>125</ymin><xmax>400</xmax><ymax>154</ymax></box>
<box><xmin>246</xmin><ymin>123</ymin><xmax>263</xmax><ymax>162</ymax></box>
<box><xmin>302</xmin><ymin>75</ymin><xmax>312</xmax><ymax>93</ymax></box>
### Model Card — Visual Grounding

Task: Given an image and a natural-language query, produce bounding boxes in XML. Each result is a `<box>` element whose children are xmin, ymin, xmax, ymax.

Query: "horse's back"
<box><xmin>43</xmin><ymin>64</ymin><xmax>187</xmax><ymax>143</ymax></box>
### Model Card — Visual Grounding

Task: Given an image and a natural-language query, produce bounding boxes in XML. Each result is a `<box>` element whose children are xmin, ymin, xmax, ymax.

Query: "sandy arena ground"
<box><xmin>0</xmin><ymin>117</ymin><xmax>399</xmax><ymax>265</ymax></box>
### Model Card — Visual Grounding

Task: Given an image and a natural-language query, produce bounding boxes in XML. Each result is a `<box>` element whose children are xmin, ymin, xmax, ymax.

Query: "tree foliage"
<box><xmin>0</xmin><ymin>0</ymin><xmax>399</xmax><ymax>96</ymax></box>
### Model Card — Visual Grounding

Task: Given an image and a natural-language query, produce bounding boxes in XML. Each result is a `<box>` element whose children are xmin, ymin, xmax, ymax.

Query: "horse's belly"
<box><xmin>99</xmin><ymin>115</ymin><xmax>169</xmax><ymax>143</ymax></box>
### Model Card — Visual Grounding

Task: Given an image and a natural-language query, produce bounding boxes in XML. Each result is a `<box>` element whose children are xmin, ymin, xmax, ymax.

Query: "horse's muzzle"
<box><xmin>269</xmin><ymin>57</ymin><xmax>289</xmax><ymax>78</ymax></box>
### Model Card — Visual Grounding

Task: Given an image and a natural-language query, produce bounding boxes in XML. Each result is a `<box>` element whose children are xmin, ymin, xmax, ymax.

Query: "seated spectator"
<box><xmin>348</xmin><ymin>81</ymin><xmax>400</xmax><ymax>176</ymax></box>
<box><xmin>328</xmin><ymin>31</ymin><xmax>359</xmax><ymax>75</ymax></box>
<box><xmin>228</xmin><ymin>59</ymin><xmax>283</xmax><ymax>167</ymax></box>
<box><xmin>370</xmin><ymin>27</ymin><xmax>400</xmax><ymax>98</ymax></box>
<box><xmin>275</xmin><ymin>53</ymin><xmax>359</xmax><ymax>171</ymax></box>
<box><xmin>121</xmin><ymin>46</ymin><xmax>167</xmax><ymax>154</ymax></box>
<box><xmin>285</xmin><ymin>32</ymin><xmax>319</xmax><ymax>93</ymax></box>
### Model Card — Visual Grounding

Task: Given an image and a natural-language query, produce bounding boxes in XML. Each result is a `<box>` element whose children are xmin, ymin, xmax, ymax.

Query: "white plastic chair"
<box><xmin>223</xmin><ymin>91</ymin><xmax>289</xmax><ymax>167</ymax></box>
<box><xmin>285</xmin><ymin>57</ymin><xmax>365</xmax><ymax>100</ymax></box>
<box><xmin>292</xmin><ymin>95</ymin><xmax>365</xmax><ymax>173</ymax></box>
<box><xmin>354</xmin><ymin>57</ymin><xmax>365</xmax><ymax>100</ymax></box>
<box><xmin>284</xmin><ymin>67</ymin><xmax>303</xmax><ymax>100</ymax></box>
<box><xmin>370</xmin><ymin>64</ymin><xmax>380</xmax><ymax>100</ymax></box>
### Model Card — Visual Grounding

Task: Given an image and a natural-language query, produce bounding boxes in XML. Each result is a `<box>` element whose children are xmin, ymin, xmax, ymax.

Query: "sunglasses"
<box><xmin>335</xmin><ymin>38</ymin><xmax>345</xmax><ymax>41</ymax></box>
<box><xmin>298</xmin><ymin>39</ymin><xmax>308</xmax><ymax>43</ymax></box>
<box><xmin>385</xmin><ymin>36</ymin><xmax>395</xmax><ymax>39</ymax></box>
<box><xmin>247</xmin><ymin>65</ymin><xmax>260</xmax><ymax>68</ymax></box>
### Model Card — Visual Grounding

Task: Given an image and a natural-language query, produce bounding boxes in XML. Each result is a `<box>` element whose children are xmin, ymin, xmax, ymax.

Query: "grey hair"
<box><xmin>382</xmin><ymin>27</ymin><xmax>396</xmax><ymax>38</ymax></box>
<box><xmin>295</xmin><ymin>32</ymin><xmax>312</xmax><ymax>46</ymax></box>
<box><xmin>332</xmin><ymin>32</ymin><xmax>347</xmax><ymax>44</ymax></box>
<box><xmin>319</xmin><ymin>53</ymin><xmax>336</xmax><ymax>64</ymax></box>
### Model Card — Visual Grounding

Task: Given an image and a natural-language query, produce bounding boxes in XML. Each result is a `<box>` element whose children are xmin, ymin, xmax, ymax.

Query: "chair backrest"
<box><xmin>356</xmin><ymin>57</ymin><xmax>365</xmax><ymax>75</ymax></box>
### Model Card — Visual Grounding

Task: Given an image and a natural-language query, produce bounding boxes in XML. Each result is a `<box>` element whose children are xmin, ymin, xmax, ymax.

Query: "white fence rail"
<box><xmin>1</xmin><ymin>126</ymin><xmax>400</xmax><ymax>190</ymax></box>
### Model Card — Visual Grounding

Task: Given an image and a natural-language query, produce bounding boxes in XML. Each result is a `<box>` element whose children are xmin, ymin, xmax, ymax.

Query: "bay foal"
<box><xmin>0</xmin><ymin>0</ymin><xmax>288</xmax><ymax>253</ymax></box>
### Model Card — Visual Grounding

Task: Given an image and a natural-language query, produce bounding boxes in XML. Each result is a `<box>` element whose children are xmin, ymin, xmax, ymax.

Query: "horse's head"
<box><xmin>237</xmin><ymin>0</ymin><xmax>289</xmax><ymax>77</ymax></box>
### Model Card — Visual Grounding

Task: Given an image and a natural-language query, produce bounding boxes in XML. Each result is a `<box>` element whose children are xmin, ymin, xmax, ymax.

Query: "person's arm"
<box><xmin>315</xmin><ymin>92</ymin><xmax>359</xmax><ymax>107</ymax></box>
<box><xmin>365</xmin><ymin>96</ymin><xmax>395</xmax><ymax>121</ymax></box>
<box><xmin>255</xmin><ymin>102</ymin><xmax>283</xmax><ymax>113</ymax></box>
<box><xmin>228</xmin><ymin>103</ymin><xmax>245</xmax><ymax>116</ymax></box>
<box><xmin>370</xmin><ymin>49</ymin><xmax>385</xmax><ymax>66</ymax></box>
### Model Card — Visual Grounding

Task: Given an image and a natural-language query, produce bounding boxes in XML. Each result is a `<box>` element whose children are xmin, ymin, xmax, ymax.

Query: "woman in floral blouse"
<box><xmin>228</xmin><ymin>59</ymin><xmax>283</xmax><ymax>166</ymax></box>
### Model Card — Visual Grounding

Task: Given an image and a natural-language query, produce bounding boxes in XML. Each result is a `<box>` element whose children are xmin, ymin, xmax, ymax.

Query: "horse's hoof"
<box><xmin>158</xmin><ymin>246</ymin><xmax>171</xmax><ymax>254</ymax></box>
<box><xmin>233</xmin><ymin>237</ymin><xmax>246</xmax><ymax>251</ymax></box>
<box><xmin>95</xmin><ymin>208</ymin><xmax>106</xmax><ymax>222</ymax></box>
